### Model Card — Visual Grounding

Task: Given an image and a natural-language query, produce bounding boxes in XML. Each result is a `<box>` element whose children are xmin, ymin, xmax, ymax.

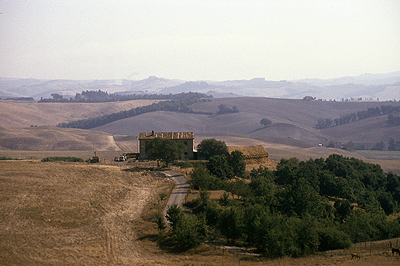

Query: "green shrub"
<box><xmin>317</xmin><ymin>226</ymin><xmax>352</xmax><ymax>251</ymax></box>
<box><xmin>166</xmin><ymin>205</ymin><xmax>207</xmax><ymax>250</ymax></box>
<box><xmin>41</xmin><ymin>157</ymin><xmax>84</xmax><ymax>162</ymax></box>
<box><xmin>0</xmin><ymin>157</ymin><xmax>20</xmax><ymax>160</ymax></box>
<box><xmin>189</xmin><ymin>165</ymin><xmax>224</xmax><ymax>190</ymax></box>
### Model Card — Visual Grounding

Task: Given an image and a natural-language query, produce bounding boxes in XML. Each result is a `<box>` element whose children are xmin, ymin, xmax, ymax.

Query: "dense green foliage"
<box><xmin>159</xmin><ymin>204</ymin><xmax>207</xmax><ymax>250</ymax></box>
<box><xmin>40</xmin><ymin>90</ymin><xmax>212</xmax><ymax>103</ymax></box>
<box><xmin>197</xmin><ymin>138</ymin><xmax>229</xmax><ymax>160</ymax></box>
<box><xmin>227</xmin><ymin>150</ymin><xmax>246</xmax><ymax>177</ymax></box>
<box><xmin>183</xmin><ymin>154</ymin><xmax>400</xmax><ymax>257</ymax></box>
<box><xmin>57</xmin><ymin>98</ymin><xmax>212</xmax><ymax>129</ymax></box>
<box><xmin>41</xmin><ymin>156</ymin><xmax>84</xmax><ymax>162</ymax></box>
<box><xmin>207</xmin><ymin>155</ymin><xmax>234</xmax><ymax>179</ymax></box>
<box><xmin>146</xmin><ymin>138</ymin><xmax>186</xmax><ymax>166</ymax></box>
<box><xmin>196</xmin><ymin>139</ymin><xmax>245</xmax><ymax>179</ymax></box>
<box><xmin>315</xmin><ymin>105</ymin><xmax>400</xmax><ymax>129</ymax></box>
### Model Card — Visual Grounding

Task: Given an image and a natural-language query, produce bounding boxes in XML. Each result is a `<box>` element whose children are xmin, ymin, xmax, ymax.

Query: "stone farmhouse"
<box><xmin>138</xmin><ymin>131</ymin><xmax>195</xmax><ymax>160</ymax></box>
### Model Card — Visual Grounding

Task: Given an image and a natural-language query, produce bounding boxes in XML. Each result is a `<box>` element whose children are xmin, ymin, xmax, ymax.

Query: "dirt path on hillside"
<box><xmin>162</xmin><ymin>170</ymin><xmax>189</xmax><ymax>223</ymax></box>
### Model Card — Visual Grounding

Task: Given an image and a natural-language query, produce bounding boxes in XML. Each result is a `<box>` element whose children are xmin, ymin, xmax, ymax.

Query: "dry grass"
<box><xmin>0</xmin><ymin>126</ymin><xmax>121</xmax><ymax>151</ymax></box>
<box><xmin>0</xmin><ymin>99</ymin><xmax>161</xmax><ymax>128</ymax></box>
<box><xmin>0</xmin><ymin>160</ymin><xmax>172</xmax><ymax>265</ymax></box>
<box><xmin>1</xmin><ymin>160</ymin><xmax>400</xmax><ymax>265</ymax></box>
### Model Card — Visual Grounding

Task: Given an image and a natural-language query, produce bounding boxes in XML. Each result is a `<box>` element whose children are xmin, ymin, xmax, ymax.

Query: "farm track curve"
<box><xmin>161</xmin><ymin>170</ymin><xmax>190</xmax><ymax>224</ymax></box>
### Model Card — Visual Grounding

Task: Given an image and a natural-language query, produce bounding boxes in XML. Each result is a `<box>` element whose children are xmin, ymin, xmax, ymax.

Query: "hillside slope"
<box><xmin>1</xmin><ymin>97</ymin><xmax>400</xmax><ymax>153</ymax></box>
<box><xmin>0</xmin><ymin>126</ymin><xmax>119</xmax><ymax>151</ymax></box>
<box><xmin>321</xmin><ymin>116</ymin><xmax>400</xmax><ymax>146</ymax></box>
<box><xmin>93</xmin><ymin>97</ymin><xmax>400</xmax><ymax>148</ymax></box>
<box><xmin>0</xmin><ymin>100</ymin><xmax>160</xmax><ymax>128</ymax></box>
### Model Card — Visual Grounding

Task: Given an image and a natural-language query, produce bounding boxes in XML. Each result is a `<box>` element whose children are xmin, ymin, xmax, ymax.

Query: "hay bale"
<box><xmin>228</xmin><ymin>145</ymin><xmax>269</xmax><ymax>164</ymax></box>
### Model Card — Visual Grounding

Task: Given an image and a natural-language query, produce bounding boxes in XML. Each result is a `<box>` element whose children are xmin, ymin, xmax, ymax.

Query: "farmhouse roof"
<box><xmin>139</xmin><ymin>131</ymin><xmax>194</xmax><ymax>140</ymax></box>
<box><xmin>227</xmin><ymin>145</ymin><xmax>269</xmax><ymax>159</ymax></box>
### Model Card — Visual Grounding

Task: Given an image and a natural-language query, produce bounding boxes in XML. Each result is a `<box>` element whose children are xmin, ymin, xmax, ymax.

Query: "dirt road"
<box><xmin>162</xmin><ymin>170</ymin><xmax>189</xmax><ymax>221</ymax></box>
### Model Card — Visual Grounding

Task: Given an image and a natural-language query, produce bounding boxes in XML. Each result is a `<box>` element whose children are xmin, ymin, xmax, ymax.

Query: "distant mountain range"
<box><xmin>1</xmin><ymin>71</ymin><xmax>400</xmax><ymax>101</ymax></box>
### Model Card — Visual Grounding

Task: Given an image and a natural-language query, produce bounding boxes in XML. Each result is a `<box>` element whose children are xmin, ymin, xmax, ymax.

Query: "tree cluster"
<box><xmin>196</xmin><ymin>139</ymin><xmax>246</xmax><ymax>179</ymax></box>
<box><xmin>180</xmin><ymin>154</ymin><xmax>400</xmax><ymax>257</ymax></box>
<box><xmin>371</xmin><ymin>137</ymin><xmax>400</xmax><ymax>151</ymax></box>
<box><xmin>315</xmin><ymin>105</ymin><xmax>400</xmax><ymax>129</ymax></box>
<box><xmin>197</xmin><ymin>138</ymin><xmax>229</xmax><ymax>160</ymax></box>
<box><xmin>145</xmin><ymin>138</ymin><xmax>186</xmax><ymax>167</ymax></box>
<box><xmin>40</xmin><ymin>90</ymin><xmax>212</xmax><ymax>103</ymax></box>
<box><xmin>216</xmin><ymin>104</ymin><xmax>239</xmax><ymax>115</ymax></box>
<box><xmin>260</xmin><ymin>117</ymin><xmax>272</xmax><ymax>127</ymax></box>
<box><xmin>57</xmin><ymin>98</ymin><xmax>212</xmax><ymax>129</ymax></box>
<box><xmin>159</xmin><ymin>204</ymin><xmax>207</xmax><ymax>251</ymax></box>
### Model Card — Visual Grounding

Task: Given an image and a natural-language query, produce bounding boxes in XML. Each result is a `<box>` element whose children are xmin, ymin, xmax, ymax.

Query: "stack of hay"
<box><xmin>227</xmin><ymin>145</ymin><xmax>269</xmax><ymax>164</ymax></box>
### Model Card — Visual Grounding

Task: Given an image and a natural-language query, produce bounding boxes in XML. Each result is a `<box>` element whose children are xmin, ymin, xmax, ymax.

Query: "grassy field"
<box><xmin>0</xmin><ymin>160</ymin><xmax>173</xmax><ymax>265</ymax></box>
<box><xmin>1</xmin><ymin>159</ymin><xmax>400</xmax><ymax>265</ymax></box>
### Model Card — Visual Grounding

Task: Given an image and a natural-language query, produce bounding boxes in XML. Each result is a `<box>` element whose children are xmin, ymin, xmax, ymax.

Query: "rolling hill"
<box><xmin>2</xmin><ymin>72</ymin><xmax>400</xmax><ymax>101</ymax></box>
<box><xmin>0</xmin><ymin>99</ymin><xmax>160</xmax><ymax>128</ymax></box>
<box><xmin>91</xmin><ymin>97</ymin><xmax>400</xmax><ymax>149</ymax></box>
<box><xmin>1</xmin><ymin>97</ymin><xmax>400</xmax><ymax>172</ymax></box>
<box><xmin>0</xmin><ymin>126</ymin><xmax>119</xmax><ymax>151</ymax></box>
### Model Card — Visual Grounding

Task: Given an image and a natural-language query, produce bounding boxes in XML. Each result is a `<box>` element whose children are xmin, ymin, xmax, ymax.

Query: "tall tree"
<box><xmin>207</xmin><ymin>155</ymin><xmax>234</xmax><ymax>179</ymax></box>
<box><xmin>146</xmin><ymin>138</ymin><xmax>186</xmax><ymax>166</ymax></box>
<box><xmin>227</xmin><ymin>150</ymin><xmax>246</xmax><ymax>177</ymax></box>
<box><xmin>197</xmin><ymin>138</ymin><xmax>229</xmax><ymax>160</ymax></box>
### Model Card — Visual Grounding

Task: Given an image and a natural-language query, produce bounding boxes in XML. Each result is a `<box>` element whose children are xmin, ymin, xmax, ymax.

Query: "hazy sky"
<box><xmin>1</xmin><ymin>0</ymin><xmax>399</xmax><ymax>81</ymax></box>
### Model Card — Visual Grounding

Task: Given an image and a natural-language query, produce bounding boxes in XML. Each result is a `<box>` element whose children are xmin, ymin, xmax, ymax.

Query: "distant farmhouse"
<box><xmin>139</xmin><ymin>131</ymin><xmax>195</xmax><ymax>160</ymax></box>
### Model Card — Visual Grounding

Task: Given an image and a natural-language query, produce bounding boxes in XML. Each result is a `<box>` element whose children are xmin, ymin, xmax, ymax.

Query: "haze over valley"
<box><xmin>1</xmin><ymin>71</ymin><xmax>400</xmax><ymax>101</ymax></box>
